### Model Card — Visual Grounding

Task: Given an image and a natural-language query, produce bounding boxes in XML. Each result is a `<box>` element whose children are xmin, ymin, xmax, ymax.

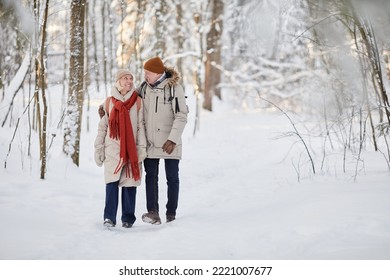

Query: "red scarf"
<box><xmin>108</xmin><ymin>92</ymin><xmax>140</xmax><ymax>181</ymax></box>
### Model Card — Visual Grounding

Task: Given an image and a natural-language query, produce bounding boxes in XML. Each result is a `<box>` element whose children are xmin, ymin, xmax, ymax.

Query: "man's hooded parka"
<box><xmin>140</xmin><ymin>67</ymin><xmax>188</xmax><ymax>160</ymax></box>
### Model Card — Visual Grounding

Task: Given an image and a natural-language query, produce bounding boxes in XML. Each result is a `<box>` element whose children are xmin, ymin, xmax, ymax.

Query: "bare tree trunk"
<box><xmin>193</xmin><ymin>13</ymin><xmax>203</xmax><ymax>136</ymax></box>
<box><xmin>133</xmin><ymin>0</ymin><xmax>142</xmax><ymax>73</ymax></box>
<box><xmin>84</xmin><ymin>0</ymin><xmax>90</xmax><ymax>133</ymax></box>
<box><xmin>133</xmin><ymin>0</ymin><xmax>147</xmax><ymax>82</ymax></box>
<box><xmin>107</xmin><ymin>0</ymin><xmax>114</xmax><ymax>84</ymax></box>
<box><xmin>203</xmin><ymin>0</ymin><xmax>224</xmax><ymax>111</ymax></box>
<box><xmin>0</xmin><ymin>61</ymin><xmax>3</xmax><ymax>102</ymax></box>
<box><xmin>38</xmin><ymin>0</ymin><xmax>50</xmax><ymax>179</ymax></box>
<box><xmin>154</xmin><ymin>0</ymin><xmax>167</xmax><ymax>57</ymax></box>
<box><xmin>102</xmin><ymin>0</ymin><xmax>108</xmax><ymax>96</ymax></box>
<box><xmin>355</xmin><ymin>32</ymin><xmax>378</xmax><ymax>151</ymax></box>
<box><xmin>119</xmin><ymin>0</ymin><xmax>126</xmax><ymax>67</ymax></box>
<box><xmin>32</xmin><ymin>0</ymin><xmax>40</xmax><ymax>134</ymax></box>
<box><xmin>61</xmin><ymin>12</ymin><xmax>69</xmax><ymax>125</ymax></box>
<box><xmin>63</xmin><ymin>0</ymin><xmax>86</xmax><ymax>166</ymax></box>
<box><xmin>175</xmin><ymin>1</ymin><xmax>184</xmax><ymax>76</ymax></box>
<box><xmin>90</xmin><ymin>0</ymin><xmax>100</xmax><ymax>92</ymax></box>
<box><xmin>34</xmin><ymin>57</ymin><xmax>41</xmax><ymax>155</ymax></box>
<box><xmin>384</xmin><ymin>49</ymin><xmax>390</xmax><ymax>81</ymax></box>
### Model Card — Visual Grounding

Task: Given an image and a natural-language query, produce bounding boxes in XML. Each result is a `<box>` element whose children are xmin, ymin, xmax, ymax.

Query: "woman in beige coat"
<box><xmin>94</xmin><ymin>69</ymin><xmax>146</xmax><ymax>228</ymax></box>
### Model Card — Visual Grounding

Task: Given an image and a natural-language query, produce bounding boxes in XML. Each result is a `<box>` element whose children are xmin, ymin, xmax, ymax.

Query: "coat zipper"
<box><xmin>155</xmin><ymin>96</ymin><xmax>158</xmax><ymax>113</ymax></box>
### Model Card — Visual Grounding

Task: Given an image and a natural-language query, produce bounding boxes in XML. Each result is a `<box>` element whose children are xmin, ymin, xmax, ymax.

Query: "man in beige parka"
<box><xmin>140</xmin><ymin>57</ymin><xmax>188</xmax><ymax>225</ymax></box>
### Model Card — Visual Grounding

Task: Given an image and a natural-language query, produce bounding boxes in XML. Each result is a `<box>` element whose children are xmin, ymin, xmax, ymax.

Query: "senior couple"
<box><xmin>94</xmin><ymin>57</ymin><xmax>188</xmax><ymax>228</ymax></box>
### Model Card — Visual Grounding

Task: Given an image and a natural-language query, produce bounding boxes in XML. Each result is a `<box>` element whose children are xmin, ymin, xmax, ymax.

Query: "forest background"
<box><xmin>1</xmin><ymin>0</ymin><xmax>390</xmax><ymax>187</ymax></box>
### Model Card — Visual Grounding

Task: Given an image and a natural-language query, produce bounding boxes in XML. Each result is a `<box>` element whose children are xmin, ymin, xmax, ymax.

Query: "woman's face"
<box><xmin>119</xmin><ymin>74</ymin><xmax>134</xmax><ymax>92</ymax></box>
<box><xmin>144</xmin><ymin>69</ymin><xmax>161</xmax><ymax>85</ymax></box>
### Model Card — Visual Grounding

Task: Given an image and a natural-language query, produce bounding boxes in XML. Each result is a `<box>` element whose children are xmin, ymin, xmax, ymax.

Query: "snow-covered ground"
<box><xmin>1</xmin><ymin>87</ymin><xmax>390</xmax><ymax>261</ymax></box>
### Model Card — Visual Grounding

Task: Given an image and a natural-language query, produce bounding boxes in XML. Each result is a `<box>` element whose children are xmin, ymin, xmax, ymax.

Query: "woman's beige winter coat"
<box><xmin>94</xmin><ymin>87</ymin><xmax>147</xmax><ymax>187</ymax></box>
<box><xmin>140</xmin><ymin>67</ymin><xmax>188</xmax><ymax>159</ymax></box>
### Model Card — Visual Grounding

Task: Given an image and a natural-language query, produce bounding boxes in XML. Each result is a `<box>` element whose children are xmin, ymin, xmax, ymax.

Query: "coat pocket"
<box><xmin>154</xmin><ymin>124</ymin><xmax>172</xmax><ymax>147</ymax></box>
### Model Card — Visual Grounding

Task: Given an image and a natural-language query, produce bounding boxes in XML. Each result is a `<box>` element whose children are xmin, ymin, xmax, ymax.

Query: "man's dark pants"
<box><xmin>144</xmin><ymin>158</ymin><xmax>180</xmax><ymax>216</ymax></box>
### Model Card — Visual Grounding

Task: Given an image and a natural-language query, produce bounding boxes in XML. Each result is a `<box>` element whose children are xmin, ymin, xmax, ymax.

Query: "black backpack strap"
<box><xmin>169</xmin><ymin>86</ymin><xmax>180</xmax><ymax>113</ymax></box>
<box><xmin>139</xmin><ymin>81</ymin><xmax>147</xmax><ymax>98</ymax></box>
<box><xmin>175</xmin><ymin>97</ymin><xmax>180</xmax><ymax>113</ymax></box>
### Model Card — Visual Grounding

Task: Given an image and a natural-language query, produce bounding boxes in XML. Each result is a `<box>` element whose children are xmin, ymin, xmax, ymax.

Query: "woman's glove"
<box><xmin>94</xmin><ymin>145</ymin><xmax>105</xmax><ymax>167</ymax></box>
<box><xmin>98</xmin><ymin>105</ymin><xmax>105</xmax><ymax>119</ymax></box>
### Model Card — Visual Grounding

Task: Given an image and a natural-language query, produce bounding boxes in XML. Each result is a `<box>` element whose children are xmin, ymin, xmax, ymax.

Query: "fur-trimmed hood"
<box><xmin>164</xmin><ymin>66</ymin><xmax>181</xmax><ymax>87</ymax></box>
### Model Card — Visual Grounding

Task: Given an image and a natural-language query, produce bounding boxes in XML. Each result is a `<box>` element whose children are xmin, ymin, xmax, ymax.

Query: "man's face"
<box><xmin>144</xmin><ymin>69</ymin><xmax>161</xmax><ymax>85</ymax></box>
<box><xmin>119</xmin><ymin>74</ymin><xmax>134</xmax><ymax>91</ymax></box>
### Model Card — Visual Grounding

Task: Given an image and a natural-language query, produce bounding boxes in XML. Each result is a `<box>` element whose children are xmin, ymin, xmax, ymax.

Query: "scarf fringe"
<box><xmin>113</xmin><ymin>160</ymin><xmax>141</xmax><ymax>182</ymax></box>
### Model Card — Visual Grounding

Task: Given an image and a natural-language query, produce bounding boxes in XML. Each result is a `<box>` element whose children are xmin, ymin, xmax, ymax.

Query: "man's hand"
<box><xmin>162</xmin><ymin>140</ymin><xmax>176</xmax><ymax>154</ymax></box>
<box><xmin>98</xmin><ymin>105</ymin><xmax>105</xmax><ymax>119</ymax></box>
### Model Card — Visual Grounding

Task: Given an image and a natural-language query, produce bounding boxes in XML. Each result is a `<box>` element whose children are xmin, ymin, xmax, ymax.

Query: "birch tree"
<box><xmin>203</xmin><ymin>0</ymin><xmax>224</xmax><ymax>111</ymax></box>
<box><xmin>37</xmin><ymin>0</ymin><xmax>50</xmax><ymax>179</ymax></box>
<box><xmin>63</xmin><ymin>0</ymin><xmax>86</xmax><ymax>166</ymax></box>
